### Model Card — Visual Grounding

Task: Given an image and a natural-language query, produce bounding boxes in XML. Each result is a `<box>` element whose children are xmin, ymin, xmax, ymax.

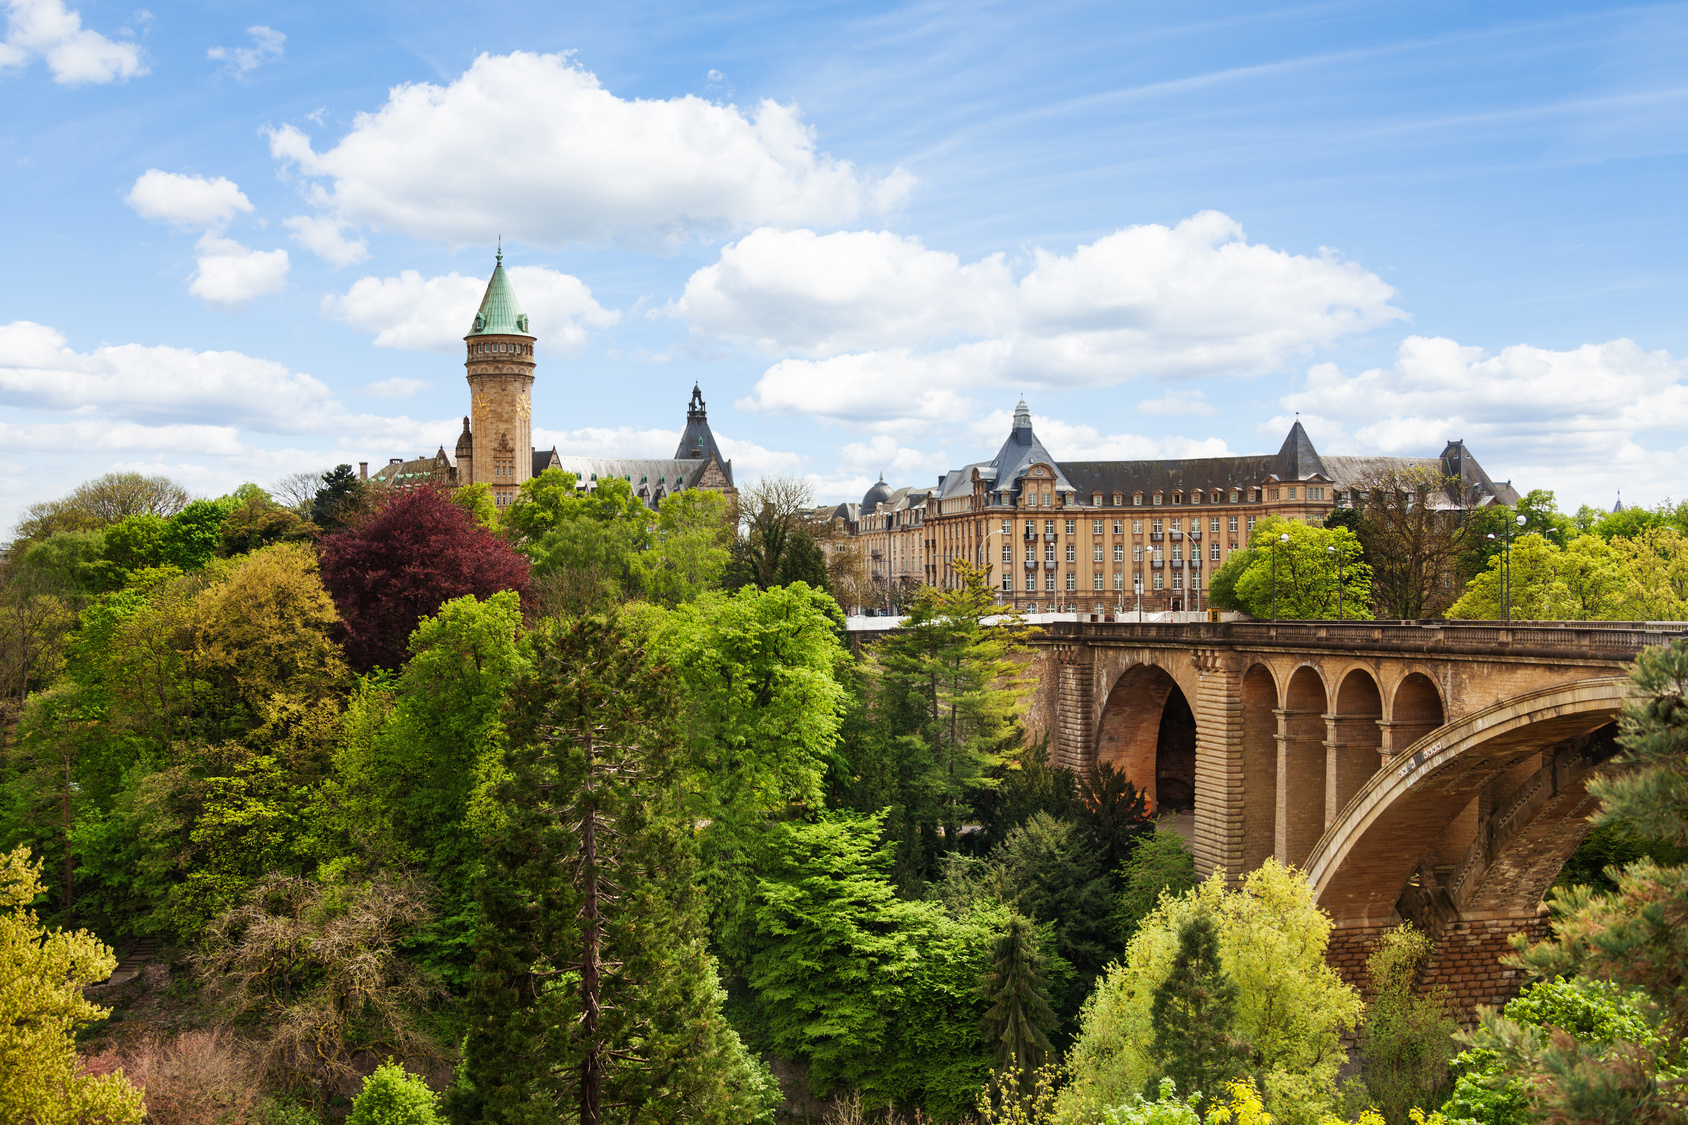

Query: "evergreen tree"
<box><xmin>979</xmin><ymin>912</ymin><xmax>1058</xmax><ymax>1090</ymax></box>
<box><xmin>310</xmin><ymin>464</ymin><xmax>363</xmax><ymax>532</ymax></box>
<box><xmin>1147</xmin><ymin>911</ymin><xmax>1246</xmax><ymax>1104</ymax></box>
<box><xmin>1075</xmin><ymin>762</ymin><xmax>1154</xmax><ymax>879</ymax></box>
<box><xmin>450</xmin><ymin>615</ymin><xmax>766</xmax><ymax>1125</ymax></box>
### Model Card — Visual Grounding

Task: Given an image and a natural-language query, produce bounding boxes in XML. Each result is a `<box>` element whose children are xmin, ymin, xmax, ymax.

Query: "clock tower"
<box><xmin>460</xmin><ymin>247</ymin><xmax>536</xmax><ymax>507</ymax></box>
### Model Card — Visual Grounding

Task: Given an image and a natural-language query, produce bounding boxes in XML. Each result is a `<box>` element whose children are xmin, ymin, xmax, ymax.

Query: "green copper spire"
<box><xmin>466</xmin><ymin>247</ymin><xmax>532</xmax><ymax>338</ymax></box>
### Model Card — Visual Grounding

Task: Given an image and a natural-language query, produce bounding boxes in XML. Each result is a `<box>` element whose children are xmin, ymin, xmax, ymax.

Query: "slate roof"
<box><xmin>1059</xmin><ymin>455</ymin><xmax>1283</xmax><ymax>498</ymax></box>
<box><xmin>550</xmin><ymin>456</ymin><xmax>724</xmax><ymax>508</ymax></box>
<box><xmin>674</xmin><ymin>384</ymin><xmax>728</xmax><ymax>475</ymax></box>
<box><xmin>1268</xmin><ymin>420</ymin><xmax>1328</xmax><ymax>481</ymax></box>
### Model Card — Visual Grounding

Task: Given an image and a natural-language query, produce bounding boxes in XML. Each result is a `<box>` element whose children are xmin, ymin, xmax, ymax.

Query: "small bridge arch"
<box><xmin>1094</xmin><ymin>659</ymin><xmax>1199</xmax><ymax>814</ymax></box>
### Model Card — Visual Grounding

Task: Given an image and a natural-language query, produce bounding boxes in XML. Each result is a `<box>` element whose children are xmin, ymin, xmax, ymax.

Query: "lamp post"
<box><xmin>1486</xmin><ymin>514</ymin><xmax>1530</xmax><ymax>622</ymax></box>
<box><xmin>1271</xmin><ymin>532</ymin><xmax>1289</xmax><ymax>621</ymax></box>
<box><xmin>1326</xmin><ymin>543</ymin><xmax>1344</xmax><ymax>621</ymax></box>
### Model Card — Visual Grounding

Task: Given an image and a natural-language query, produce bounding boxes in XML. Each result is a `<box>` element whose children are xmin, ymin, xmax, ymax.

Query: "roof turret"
<box><xmin>1268</xmin><ymin>419</ymin><xmax>1327</xmax><ymax>481</ymax></box>
<box><xmin>466</xmin><ymin>246</ymin><xmax>533</xmax><ymax>338</ymax></box>
<box><xmin>862</xmin><ymin>474</ymin><xmax>894</xmax><ymax>513</ymax></box>
<box><xmin>674</xmin><ymin>383</ymin><xmax>728</xmax><ymax>477</ymax></box>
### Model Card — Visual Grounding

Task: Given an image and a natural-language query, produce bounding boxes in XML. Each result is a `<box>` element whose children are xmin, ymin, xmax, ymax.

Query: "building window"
<box><xmin>1172</xmin><ymin>491</ymin><xmax>1183</xmax><ymax>505</ymax></box>
<box><xmin>1065</xmin><ymin>519</ymin><xmax>1076</xmax><ymax>534</ymax></box>
<box><xmin>1002</xmin><ymin>576</ymin><xmax>1012</xmax><ymax>591</ymax></box>
<box><xmin>1043</xmin><ymin>492</ymin><xmax>1052</xmax><ymax>506</ymax></box>
<box><xmin>1210</xmin><ymin>544</ymin><xmax>1220</xmax><ymax>560</ymax></box>
<box><xmin>1093</xmin><ymin>573</ymin><xmax>1104</xmax><ymax>591</ymax></box>
<box><xmin>1026</xmin><ymin>520</ymin><xmax>1036</xmax><ymax>533</ymax></box>
<box><xmin>1114</xmin><ymin>572</ymin><xmax>1124</xmax><ymax>590</ymax></box>
<box><xmin>1113</xmin><ymin>493</ymin><xmax>1123</xmax><ymax>506</ymax></box>
<box><xmin>1152</xmin><ymin>519</ymin><xmax>1163</xmax><ymax>534</ymax></box>
<box><xmin>1045</xmin><ymin>520</ymin><xmax>1056</xmax><ymax>534</ymax></box>
<box><xmin>1228</xmin><ymin>516</ymin><xmax>1238</xmax><ymax>532</ymax></box>
<box><xmin>1002</xmin><ymin>545</ymin><xmax>1012</xmax><ymax>562</ymax></box>
<box><xmin>1133</xmin><ymin>544</ymin><xmax>1143</xmax><ymax>562</ymax></box>
<box><xmin>1287</xmin><ymin>487</ymin><xmax>1297</xmax><ymax>500</ymax></box>
<box><xmin>1092</xmin><ymin>493</ymin><xmax>1102</xmax><ymax>506</ymax></box>
<box><xmin>1066</xmin><ymin>544</ymin><xmax>1076</xmax><ymax>562</ymax></box>
<box><xmin>1153</xmin><ymin>492</ymin><xmax>1163</xmax><ymax>505</ymax></box>
<box><xmin>1172</xmin><ymin>546</ymin><xmax>1182</xmax><ymax>562</ymax></box>
<box><xmin>1308</xmin><ymin>487</ymin><xmax>1325</xmax><ymax>500</ymax></box>
<box><xmin>1247</xmin><ymin>516</ymin><xmax>1257</xmax><ymax>531</ymax></box>
<box><xmin>1268</xmin><ymin>488</ymin><xmax>1281</xmax><ymax>501</ymax></box>
<box><xmin>1191</xmin><ymin>490</ymin><xmax>1202</xmax><ymax>504</ymax></box>
<box><xmin>1093</xmin><ymin>519</ymin><xmax>1104</xmax><ymax>534</ymax></box>
<box><xmin>1113</xmin><ymin>519</ymin><xmax>1123</xmax><ymax>534</ymax></box>
<box><xmin>1210</xmin><ymin>518</ymin><xmax>1221</xmax><ymax>533</ymax></box>
<box><xmin>1045</xmin><ymin>574</ymin><xmax>1056</xmax><ymax>592</ymax></box>
<box><xmin>1114</xmin><ymin>544</ymin><xmax>1124</xmax><ymax>562</ymax></box>
<box><xmin>1045</xmin><ymin>544</ymin><xmax>1055</xmax><ymax>562</ymax></box>
<box><xmin>1133</xmin><ymin>493</ymin><xmax>1143</xmax><ymax>506</ymax></box>
<box><xmin>1092</xmin><ymin>544</ymin><xmax>1103</xmax><ymax>562</ymax></box>
<box><xmin>1132</xmin><ymin>519</ymin><xmax>1143</xmax><ymax>535</ymax></box>
<box><xmin>1066</xmin><ymin>573</ymin><xmax>1077</xmax><ymax>591</ymax></box>
<box><xmin>1002</xmin><ymin>520</ymin><xmax>1011</xmax><ymax>532</ymax></box>
<box><xmin>1173</xmin><ymin>574</ymin><xmax>1184</xmax><ymax>591</ymax></box>
<box><xmin>1153</xmin><ymin>573</ymin><xmax>1164</xmax><ymax>591</ymax></box>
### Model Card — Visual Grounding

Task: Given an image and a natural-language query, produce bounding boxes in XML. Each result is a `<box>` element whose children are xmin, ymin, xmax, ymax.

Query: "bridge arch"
<box><xmin>1279</xmin><ymin>665</ymin><xmax>1329</xmax><ymax>866</ymax></box>
<box><xmin>1094</xmin><ymin>661</ymin><xmax>1198</xmax><ymax>814</ymax></box>
<box><xmin>1241</xmin><ymin>663</ymin><xmax>1279</xmax><ymax>870</ymax></box>
<box><xmin>1330</xmin><ymin>668</ymin><xmax>1385</xmax><ymax>827</ymax></box>
<box><xmin>1306</xmin><ymin>676</ymin><xmax>1629</xmax><ymax>927</ymax></box>
<box><xmin>1389</xmin><ymin>671</ymin><xmax>1446</xmax><ymax>755</ymax></box>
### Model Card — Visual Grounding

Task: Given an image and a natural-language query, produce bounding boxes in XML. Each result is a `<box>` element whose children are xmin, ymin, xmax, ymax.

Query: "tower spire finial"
<box><xmin>496</xmin><ymin>237</ymin><xmax>502</xmax><ymax>265</ymax></box>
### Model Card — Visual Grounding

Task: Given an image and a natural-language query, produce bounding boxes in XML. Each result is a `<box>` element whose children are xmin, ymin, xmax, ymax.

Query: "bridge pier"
<box><xmin>1325</xmin><ymin>912</ymin><xmax>1548</xmax><ymax>1022</ymax></box>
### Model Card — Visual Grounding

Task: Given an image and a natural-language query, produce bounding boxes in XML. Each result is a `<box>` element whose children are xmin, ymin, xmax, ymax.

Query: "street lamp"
<box><xmin>1486</xmin><ymin>514</ymin><xmax>1529</xmax><ymax>622</ymax></box>
<box><xmin>1271</xmin><ymin>532</ymin><xmax>1289</xmax><ymax>622</ymax></box>
<box><xmin>1326</xmin><ymin>543</ymin><xmax>1344</xmax><ymax>621</ymax></box>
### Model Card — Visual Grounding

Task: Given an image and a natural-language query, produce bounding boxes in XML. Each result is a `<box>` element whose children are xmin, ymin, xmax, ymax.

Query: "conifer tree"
<box><xmin>449</xmin><ymin>615</ymin><xmax>767</xmax><ymax>1125</ymax></box>
<box><xmin>1148</xmin><ymin>911</ymin><xmax>1246</xmax><ymax>1103</ymax></box>
<box><xmin>979</xmin><ymin>912</ymin><xmax>1058</xmax><ymax>1091</ymax></box>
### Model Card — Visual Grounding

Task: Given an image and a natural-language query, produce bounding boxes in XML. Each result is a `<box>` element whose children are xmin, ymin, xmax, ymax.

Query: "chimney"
<box><xmin>359</xmin><ymin>462</ymin><xmax>368</xmax><ymax>479</ymax></box>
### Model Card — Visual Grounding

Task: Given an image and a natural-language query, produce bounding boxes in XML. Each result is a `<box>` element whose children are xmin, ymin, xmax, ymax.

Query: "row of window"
<box><xmin>978</xmin><ymin>516</ymin><xmax>1253</xmax><ymax>536</ymax></box>
<box><xmin>998</xmin><ymin>542</ymin><xmax>1226</xmax><ymax>563</ymax></box>
<box><xmin>471</xmin><ymin>342</ymin><xmax>532</xmax><ymax>356</ymax></box>
<box><xmin>1017</xmin><ymin>485</ymin><xmax>1328</xmax><ymax>507</ymax></box>
<box><xmin>999</xmin><ymin>572</ymin><xmax>1202</xmax><ymax>593</ymax></box>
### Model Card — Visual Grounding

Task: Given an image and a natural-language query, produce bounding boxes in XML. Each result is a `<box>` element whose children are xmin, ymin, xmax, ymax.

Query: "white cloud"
<box><xmin>701</xmin><ymin>214</ymin><xmax>1402</xmax><ymax>425</ymax></box>
<box><xmin>284</xmin><ymin>214</ymin><xmax>369</xmax><ymax>265</ymax></box>
<box><xmin>127</xmin><ymin>170</ymin><xmax>252</xmax><ymax>230</ymax></box>
<box><xmin>0</xmin><ymin>320</ymin><xmax>335</xmax><ymax>430</ymax></box>
<box><xmin>1</xmin><ymin>0</ymin><xmax>144</xmax><ymax>85</ymax></box>
<box><xmin>207</xmin><ymin>25</ymin><xmax>283</xmax><ymax>75</ymax></box>
<box><xmin>1136</xmin><ymin>389</ymin><xmax>1216</xmax><ymax>416</ymax></box>
<box><xmin>364</xmin><ymin>377</ymin><xmax>430</xmax><ymax>400</ymax></box>
<box><xmin>324</xmin><ymin>265</ymin><xmax>618</xmax><ymax>353</ymax></box>
<box><xmin>836</xmin><ymin>432</ymin><xmax>949</xmax><ymax>481</ymax></box>
<box><xmin>1278</xmin><ymin>335</ymin><xmax>1688</xmax><ymax>507</ymax></box>
<box><xmin>267</xmin><ymin>50</ymin><xmax>913</xmax><ymax>251</ymax></box>
<box><xmin>189</xmin><ymin>236</ymin><xmax>290</xmax><ymax>309</ymax></box>
<box><xmin>0</xmin><ymin>419</ymin><xmax>248</xmax><ymax>456</ymax></box>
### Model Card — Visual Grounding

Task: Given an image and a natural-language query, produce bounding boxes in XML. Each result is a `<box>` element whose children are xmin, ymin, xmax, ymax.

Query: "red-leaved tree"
<box><xmin>318</xmin><ymin>487</ymin><xmax>530</xmax><ymax>670</ymax></box>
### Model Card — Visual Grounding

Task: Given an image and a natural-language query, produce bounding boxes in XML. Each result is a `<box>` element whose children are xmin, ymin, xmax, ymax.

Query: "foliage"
<box><xmin>196</xmin><ymin>872</ymin><xmax>441</xmax><ymax>1100</ymax></box>
<box><xmin>220</xmin><ymin>489</ymin><xmax>319</xmax><ymax>555</ymax></box>
<box><xmin>1066</xmin><ymin>861</ymin><xmax>1362</xmax><ymax>1125</ymax></box>
<box><xmin>1345</xmin><ymin>465</ymin><xmax>1483</xmax><ymax>620</ymax></box>
<box><xmin>1447</xmin><ymin>528</ymin><xmax>1688</xmax><ymax>620</ymax></box>
<box><xmin>640</xmin><ymin>581</ymin><xmax>848</xmax><ymax>952</ymax></box>
<box><xmin>0</xmin><ymin>845</ymin><xmax>145</xmax><ymax>1125</ymax></box>
<box><xmin>349</xmin><ymin>1061</ymin><xmax>442</xmax><ymax>1125</ymax></box>
<box><xmin>971</xmin><ymin>740</ymin><xmax>1078</xmax><ymax>855</ymax></box>
<box><xmin>318</xmin><ymin>486</ymin><xmax>530</xmax><ymax>670</ymax></box>
<box><xmin>1148</xmin><ymin>912</ymin><xmax>1247</xmax><ymax>1103</ymax></box>
<box><xmin>9</xmin><ymin>471</ymin><xmax>190</xmax><ymax>546</ymax></box>
<box><xmin>82</xmin><ymin>1029</ymin><xmax>262</xmax><ymax>1125</ymax></box>
<box><xmin>1469</xmin><ymin>639</ymin><xmax>1688</xmax><ymax>1125</ymax></box>
<box><xmin>514</xmin><ymin>471</ymin><xmax>652</xmax><ymax>615</ymax></box>
<box><xmin>310</xmin><ymin>464</ymin><xmax>367</xmax><ymax>532</ymax></box>
<box><xmin>453</xmin><ymin>614</ymin><xmax>770</xmax><ymax>1125</ymax></box>
<box><xmin>1113</xmin><ymin>833</ymin><xmax>1199</xmax><ymax>944</ymax></box>
<box><xmin>1217</xmin><ymin>518</ymin><xmax>1371</xmax><ymax>620</ymax></box>
<box><xmin>1076</xmin><ymin>762</ymin><xmax>1156</xmax><ymax>881</ymax></box>
<box><xmin>1359</xmin><ymin>926</ymin><xmax>1456</xmax><ymax>1124</ymax></box>
<box><xmin>981</xmin><ymin>912</ymin><xmax>1060</xmax><ymax>1090</ymax></box>
<box><xmin>633</xmin><ymin>487</ymin><xmax>734</xmax><ymax>607</ymax></box>
<box><xmin>450</xmin><ymin>481</ymin><xmax>499</xmax><ymax>532</ymax></box>
<box><xmin>729</xmin><ymin>474</ymin><xmax>831</xmax><ymax>592</ymax></box>
<box><xmin>1555</xmin><ymin>823</ymin><xmax>1688</xmax><ymax>895</ymax></box>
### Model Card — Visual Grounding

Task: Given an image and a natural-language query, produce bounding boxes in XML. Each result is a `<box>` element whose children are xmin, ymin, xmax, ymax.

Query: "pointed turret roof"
<box><xmin>466</xmin><ymin>247</ymin><xmax>532</xmax><ymax>338</ymax></box>
<box><xmin>674</xmin><ymin>383</ymin><xmax>727</xmax><ymax>471</ymax></box>
<box><xmin>1268</xmin><ymin>420</ymin><xmax>1327</xmax><ymax>481</ymax></box>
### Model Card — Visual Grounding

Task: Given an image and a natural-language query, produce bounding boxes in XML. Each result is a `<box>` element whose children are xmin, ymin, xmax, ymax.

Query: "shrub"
<box><xmin>348</xmin><ymin>1061</ymin><xmax>440</xmax><ymax>1125</ymax></box>
<box><xmin>82</xmin><ymin>1030</ymin><xmax>256</xmax><ymax>1125</ymax></box>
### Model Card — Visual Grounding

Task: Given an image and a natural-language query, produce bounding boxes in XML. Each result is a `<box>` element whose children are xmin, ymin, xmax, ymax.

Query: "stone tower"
<box><xmin>461</xmin><ymin>248</ymin><xmax>536</xmax><ymax>508</ymax></box>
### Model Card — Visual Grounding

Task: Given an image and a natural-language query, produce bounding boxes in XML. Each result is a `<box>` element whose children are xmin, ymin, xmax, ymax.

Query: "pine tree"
<box><xmin>979</xmin><ymin>912</ymin><xmax>1058</xmax><ymax>1092</ymax></box>
<box><xmin>449</xmin><ymin>615</ymin><xmax>767</xmax><ymax>1125</ymax></box>
<box><xmin>1148</xmin><ymin>911</ymin><xmax>1246</xmax><ymax>1103</ymax></box>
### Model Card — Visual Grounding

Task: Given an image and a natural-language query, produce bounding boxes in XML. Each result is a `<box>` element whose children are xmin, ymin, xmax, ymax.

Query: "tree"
<box><xmin>868</xmin><ymin>560</ymin><xmax>1035</xmax><ymax>870</ymax></box>
<box><xmin>1113</xmin><ymin>832</ymin><xmax>1199</xmax><ymax>944</ymax></box>
<box><xmin>271</xmin><ymin>469</ymin><xmax>325</xmax><ymax>514</ymax></box>
<box><xmin>310</xmin><ymin>464</ymin><xmax>367</xmax><ymax>532</ymax></box>
<box><xmin>730</xmin><ymin>475</ymin><xmax>832</xmax><ymax>591</ymax></box>
<box><xmin>0</xmin><ymin>845</ymin><xmax>145</xmax><ymax>1125</ymax></box>
<box><xmin>509</xmin><ymin>470</ymin><xmax>652</xmax><ymax>615</ymax></box>
<box><xmin>1347</xmin><ymin>466</ymin><xmax>1482</xmax><ymax>620</ymax></box>
<box><xmin>1065</xmin><ymin>861</ymin><xmax>1362</xmax><ymax>1125</ymax></box>
<box><xmin>318</xmin><ymin>486</ymin><xmax>530</xmax><ymax>671</ymax></box>
<box><xmin>980</xmin><ymin>912</ymin><xmax>1059</xmax><ymax>1095</ymax></box>
<box><xmin>633</xmin><ymin>488</ymin><xmax>734</xmax><ymax>607</ymax></box>
<box><xmin>453</xmin><ymin>615</ymin><xmax>770</xmax><ymax>1125</ymax></box>
<box><xmin>1148</xmin><ymin>911</ymin><xmax>1247</xmax><ymax>1103</ymax></box>
<box><xmin>1474</xmin><ymin>639</ymin><xmax>1688</xmax><ymax>1125</ymax></box>
<box><xmin>9</xmin><ymin>471</ymin><xmax>189</xmax><ymax>547</ymax></box>
<box><xmin>1360</xmin><ymin>926</ymin><xmax>1457</xmax><ymax>1124</ymax></box>
<box><xmin>1611</xmin><ymin>526</ymin><xmax>1688</xmax><ymax>619</ymax></box>
<box><xmin>219</xmin><ymin>486</ymin><xmax>318</xmax><ymax>555</ymax></box>
<box><xmin>1220</xmin><ymin>518</ymin><xmax>1371</xmax><ymax>620</ymax></box>
<box><xmin>1446</xmin><ymin>534</ymin><xmax>1565</xmax><ymax>620</ymax></box>
<box><xmin>350</xmin><ymin>1061</ymin><xmax>443</xmax><ymax>1125</ymax></box>
<box><xmin>1076</xmin><ymin>761</ymin><xmax>1155</xmax><ymax>878</ymax></box>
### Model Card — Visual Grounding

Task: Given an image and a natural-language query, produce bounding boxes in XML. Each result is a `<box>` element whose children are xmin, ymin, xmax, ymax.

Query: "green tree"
<box><xmin>868</xmin><ymin>560</ymin><xmax>1034</xmax><ymax>871</ymax></box>
<box><xmin>1611</xmin><ymin>526</ymin><xmax>1688</xmax><ymax>619</ymax></box>
<box><xmin>311</xmin><ymin>464</ymin><xmax>366</xmax><ymax>532</ymax></box>
<box><xmin>350</xmin><ymin>1062</ymin><xmax>442</xmax><ymax>1125</ymax></box>
<box><xmin>1113</xmin><ymin>832</ymin><xmax>1199</xmax><ymax>944</ymax></box>
<box><xmin>0</xmin><ymin>846</ymin><xmax>145</xmax><ymax>1125</ymax></box>
<box><xmin>8</xmin><ymin>471</ymin><xmax>189</xmax><ymax>547</ymax></box>
<box><xmin>1217</xmin><ymin>519</ymin><xmax>1371</xmax><ymax>620</ymax></box>
<box><xmin>980</xmin><ymin>912</ymin><xmax>1059</xmax><ymax>1095</ymax></box>
<box><xmin>1148</xmin><ymin>911</ymin><xmax>1247</xmax><ymax>1104</ymax></box>
<box><xmin>1446</xmin><ymin>533</ymin><xmax>1564</xmax><ymax>620</ymax></box>
<box><xmin>219</xmin><ymin>487</ymin><xmax>319</xmax><ymax>555</ymax></box>
<box><xmin>17</xmin><ymin>530</ymin><xmax>119</xmax><ymax>595</ymax></box>
<box><xmin>1065</xmin><ymin>862</ymin><xmax>1362</xmax><ymax>1125</ymax></box>
<box><xmin>1360</xmin><ymin>926</ymin><xmax>1457</xmax><ymax>1124</ymax></box>
<box><xmin>512</xmin><ymin>471</ymin><xmax>652</xmax><ymax>615</ymax></box>
<box><xmin>453</xmin><ymin>615</ymin><xmax>769</xmax><ymax>1125</ymax></box>
<box><xmin>450</xmin><ymin>481</ymin><xmax>499</xmax><ymax>531</ymax></box>
<box><xmin>634</xmin><ymin>488</ymin><xmax>734</xmax><ymax>606</ymax></box>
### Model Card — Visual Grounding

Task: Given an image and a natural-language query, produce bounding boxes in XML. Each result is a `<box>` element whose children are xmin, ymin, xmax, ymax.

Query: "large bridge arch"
<box><xmin>1305</xmin><ymin>676</ymin><xmax>1630</xmax><ymax>927</ymax></box>
<box><xmin>1094</xmin><ymin>660</ymin><xmax>1199</xmax><ymax>814</ymax></box>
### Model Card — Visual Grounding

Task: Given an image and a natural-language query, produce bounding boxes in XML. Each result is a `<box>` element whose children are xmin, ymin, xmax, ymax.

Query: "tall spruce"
<box><xmin>449</xmin><ymin>615</ymin><xmax>765</xmax><ymax>1125</ymax></box>
<box><xmin>1148</xmin><ymin>911</ymin><xmax>1246</xmax><ymax>1102</ymax></box>
<box><xmin>979</xmin><ymin>912</ymin><xmax>1058</xmax><ymax>1089</ymax></box>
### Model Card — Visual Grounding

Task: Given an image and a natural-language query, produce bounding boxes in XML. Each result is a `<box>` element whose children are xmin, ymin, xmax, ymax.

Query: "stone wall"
<box><xmin>1327</xmin><ymin>915</ymin><xmax>1548</xmax><ymax>1022</ymax></box>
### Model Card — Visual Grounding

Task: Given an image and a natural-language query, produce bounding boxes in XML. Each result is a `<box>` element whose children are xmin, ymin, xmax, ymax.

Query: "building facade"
<box><xmin>838</xmin><ymin>400</ymin><xmax>1518</xmax><ymax>617</ymax></box>
<box><xmin>369</xmin><ymin>254</ymin><xmax>736</xmax><ymax>508</ymax></box>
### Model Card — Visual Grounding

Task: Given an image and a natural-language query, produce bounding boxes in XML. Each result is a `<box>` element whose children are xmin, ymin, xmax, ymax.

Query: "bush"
<box><xmin>1359</xmin><ymin>926</ymin><xmax>1456</xmax><ymax>1124</ymax></box>
<box><xmin>348</xmin><ymin>1061</ymin><xmax>441</xmax><ymax>1125</ymax></box>
<box><xmin>82</xmin><ymin>1029</ymin><xmax>258</xmax><ymax>1125</ymax></box>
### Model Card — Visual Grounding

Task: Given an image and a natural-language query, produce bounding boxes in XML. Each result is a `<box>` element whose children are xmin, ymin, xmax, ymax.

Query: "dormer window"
<box><xmin>1153</xmin><ymin>492</ymin><xmax>1163</xmax><ymax>506</ymax></box>
<box><xmin>1113</xmin><ymin>492</ymin><xmax>1123</xmax><ymax>506</ymax></box>
<box><xmin>1173</xmin><ymin>491</ymin><xmax>1183</xmax><ymax>505</ymax></box>
<box><xmin>1191</xmin><ymin>490</ymin><xmax>1202</xmax><ymax>504</ymax></box>
<box><xmin>1092</xmin><ymin>493</ymin><xmax>1102</xmax><ymax>506</ymax></box>
<box><xmin>1133</xmin><ymin>492</ymin><xmax>1143</xmax><ymax>506</ymax></box>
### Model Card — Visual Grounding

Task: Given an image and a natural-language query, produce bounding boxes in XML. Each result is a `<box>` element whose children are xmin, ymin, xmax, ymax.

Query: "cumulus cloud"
<box><xmin>364</xmin><ymin>377</ymin><xmax>430</xmax><ymax>400</ymax></box>
<box><xmin>127</xmin><ymin>170</ymin><xmax>252</xmax><ymax>230</ymax></box>
<box><xmin>189</xmin><ymin>236</ymin><xmax>290</xmax><ymax>309</ymax></box>
<box><xmin>0</xmin><ymin>0</ymin><xmax>144</xmax><ymax>84</ymax></box>
<box><xmin>267</xmin><ymin>51</ymin><xmax>913</xmax><ymax>251</ymax></box>
<box><xmin>324</xmin><ymin>265</ymin><xmax>619</xmax><ymax>353</ymax></box>
<box><xmin>1278</xmin><ymin>335</ymin><xmax>1688</xmax><ymax>504</ymax></box>
<box><xmin>283</xmin><ymin>214</ymin><xmax>369</xmax><ymax>266</ymax></box>
<box><xmin>697</xmin><ymin>214</ymin><xmax>1402</xmax><ymax>425</ymax></box>
<box><xmin>207</xmin><ymin>25</ymin><xmax>283</xmax><ymax>75</ymax></box>
<box><xmin>1136</xmin><ymin>389</ymin><xmax>1216</xmax><ymax>416</ymax></box>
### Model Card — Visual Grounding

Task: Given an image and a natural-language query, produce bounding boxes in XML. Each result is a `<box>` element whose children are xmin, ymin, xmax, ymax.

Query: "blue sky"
<box><xmin>2</xmin><ymin>0</ymin><xmax>1685</xmax><ymax>531</ymax></box>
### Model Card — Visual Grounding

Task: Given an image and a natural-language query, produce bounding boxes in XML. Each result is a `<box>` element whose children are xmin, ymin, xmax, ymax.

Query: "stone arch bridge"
<box><xmin>1021</xmin><ymin>619</ymin><xmax>1686</xmax><ymax>1014</ymax></box>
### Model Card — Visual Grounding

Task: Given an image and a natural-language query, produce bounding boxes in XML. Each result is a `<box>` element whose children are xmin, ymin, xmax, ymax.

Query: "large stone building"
<box><xmin>367</xmin><ymin>253</ymin><xmax>736</xmax><ymax>508</ymax></box>
<box><xmin>844</xmin><ymin>399</ymin><xmax>1518</xmax><ymax>616</ymax></box>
